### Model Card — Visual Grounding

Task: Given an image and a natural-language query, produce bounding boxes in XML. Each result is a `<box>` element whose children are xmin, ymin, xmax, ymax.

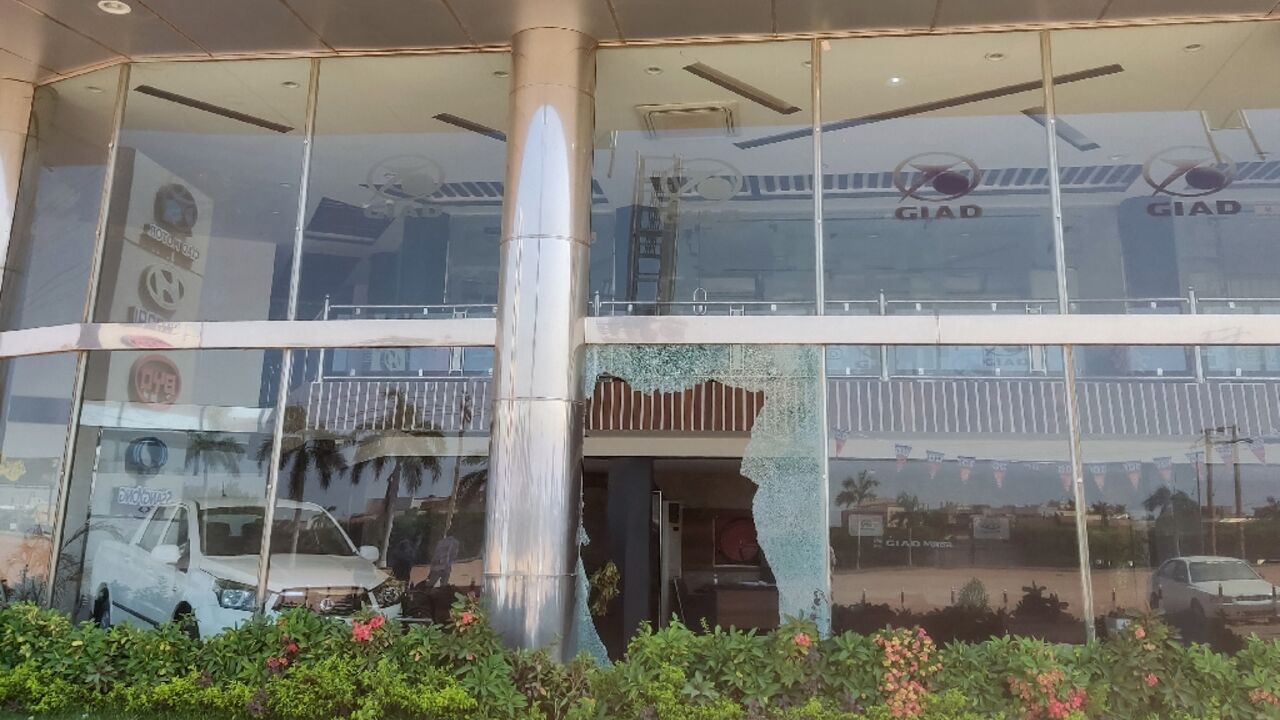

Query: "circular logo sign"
<box><xmin>893</xmin><ymin>152</ymin><xmax>982</xmax><ymax>202</ymax></box>
<box><xmin>139</xmin><ymin>264</ymin><xmax>186</xmax><ymax>313</ymax></box>
<box><xmin>129</xmin><ymin>355</ymin><xmax>181</xmax><ymax>406</ymax></box>
<box><xmin>1142</xmin><ymin>146</ymin><xmax>1235</xmax><ymax>197</ymax></box>
<box><xmin>153</xmin><ymin>183</ymin><xmax>198</xmax><ymax>235</ymax></box>
<box><xmin>124</xmin><ymin>436</ymin><xmax>169</xmax><ymax>476</ymax></box>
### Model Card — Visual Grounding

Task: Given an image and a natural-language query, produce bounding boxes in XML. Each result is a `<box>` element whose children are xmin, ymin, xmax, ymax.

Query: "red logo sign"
<box><xmin>129</xmin><ymin>355</ymin><xmax>181</xmax><ymax>406</ymax></box>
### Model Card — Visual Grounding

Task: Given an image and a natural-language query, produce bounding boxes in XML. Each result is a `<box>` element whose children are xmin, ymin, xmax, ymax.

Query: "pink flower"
<box><xmin>460</xmin><ymin>611</ymin><xmax>475</xmax><ymax>626</ymax></box>
<box><xmin>793</xmin><ymin>632</ymin><xmax>812</xmax><ymax>649</ymax></box>
<box><xmin>285</xmin><ymin>642</ymin><xmax>299</xmax><ymax>654</ymax></box>
<box><xmin>1133</xmin><ymin>626</ymin><xmax>1146</xmax><ymax>639</ymax></box>
<box><xmin>1144</xmin><ymin>673</ymin><xmax>1159</xmax><ymax>688</ymax></box>
<box><xmin>368</xmin><ymin>614</ymin><xmax>386</xmax><ymax>630</ymax></box>
<box><xmin>352</xmin><ymin>622</ymin><xmax>372</xmax><ymax>643</ymax></box>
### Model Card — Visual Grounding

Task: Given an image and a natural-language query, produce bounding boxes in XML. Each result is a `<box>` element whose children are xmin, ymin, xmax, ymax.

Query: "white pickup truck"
<box><xmin>88</xmin><ymin>497</ymin><xmax>402</xmax><ymax>637</ymax></box>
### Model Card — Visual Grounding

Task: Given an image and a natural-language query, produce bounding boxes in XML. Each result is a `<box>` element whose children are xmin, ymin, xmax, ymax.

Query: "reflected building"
<box><xmin>1</xmin><ymin>5</ymin><xmax>1280</xmax><ymax>660</ymax></box>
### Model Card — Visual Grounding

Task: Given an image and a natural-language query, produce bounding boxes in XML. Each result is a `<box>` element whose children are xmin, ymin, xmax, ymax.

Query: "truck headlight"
<box><xmin>214</xmin><ymin>579</ymin><xmax>257</xmax><ymax>611</ymax></box>
<box><xmin>372</xmin><ymin>578</ymin><xmax>404</xmax><ymax>607</ymax></box>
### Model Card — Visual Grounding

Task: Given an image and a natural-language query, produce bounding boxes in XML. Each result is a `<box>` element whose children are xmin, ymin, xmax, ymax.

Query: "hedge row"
<box><xmin>2</xmin><ymin>598</ymin><xmax>1279</xmax><ymax>719</ymax></box>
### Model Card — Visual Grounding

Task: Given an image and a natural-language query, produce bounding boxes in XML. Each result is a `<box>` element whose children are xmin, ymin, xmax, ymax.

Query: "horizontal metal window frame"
<box><xmin>1</xmin><ymin>314</ymin><xmax>1278</xmax><ymax>358</ymax></box>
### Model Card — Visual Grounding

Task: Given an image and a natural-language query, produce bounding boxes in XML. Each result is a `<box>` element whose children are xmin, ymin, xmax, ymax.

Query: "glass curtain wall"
<box><xmin>0</xmin><ymin>355</ymin><xmax>78</xmax><ymax>603</ymax></box>
<box><xmin>266</xmin><ymin>346</ymin><xmax>491</xmax><ymax>625</ymax></box>
<box><xmin>819</xmin><ymin>33</ymin><xmax>1060</xmax><ymax>379</ymax></box>
<box><xmin>295</xmin><ymin>54</ymin><xmax>510</xmax><ymax>322</ymax></box>
<box><xmin>91</xmin><ymin>60</ymin><xmax>311</xmax><ymax>324</ymax></box>
<box><xmin>1051</xmin><ymin>24</ymin><xmax>1280</xmax><ymax>382</ymax></box>
<box><xmin>1053</xmin><ymin>23</ymin><xmax>1280</xmax><ymax>318</ymax></box>
<box><xmin>591</xmin><ymin>43</ymin><xmax>816</xmax><ymax>316</ymax></box>
<box><xmin>0</xmin><ymin>67</ymin><xmax>119</xmax><ymax>330</ymax></box>
<box><xmin>1074</xmin><ymin>345</ymin><xmax>1280</xmax><ymax>650</ymax></box>
<box><xmin>826</xmin><ymin>346</ymin><xmax>1085</xmax><ymax>643</ymax></box>
<box><xmin>53</xmin><ymin>349</ymin><xmax>281</xmax><ymax>633</ymax></box>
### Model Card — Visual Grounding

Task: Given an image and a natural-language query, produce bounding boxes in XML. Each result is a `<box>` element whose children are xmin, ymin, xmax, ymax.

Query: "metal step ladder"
<box><xmin>625</xmin><ymin>155</ymin><xmax>682</xmax><ymax>314</ymax></box>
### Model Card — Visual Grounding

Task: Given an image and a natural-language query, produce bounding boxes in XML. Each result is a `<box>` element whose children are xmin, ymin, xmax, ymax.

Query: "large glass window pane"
<box><xmin>1</xmin><ymin>68</ymin><xmax>118</xmax><ymax>330</ymax></box>
<box><xmin>827</xmin><ymin>347</ymin><xmax>1086</xmax><ymax>644</ymax></box>
<box><xmin>592</xmin><ymin>43</ymin><xmax>816</xmax><ymax>316</ymax></box>
<box><xmin>1075</xmin><ymin>345</ymin><xmax>1280</xmax><ymax>648</ymax></box>
<box><xmin>53</xmin><ymin>349</ymin><xmax>280</xmax><ymax>636</ymax></box>
<box><xmin>269</xmin><ymin>346</ymin><xmax>490</xmax><ymax>624</ymax></box>
<box><xmin>92</xmin><ymin>60</ymin><xmax>310</xmax><ymax>323</ymax></box>
<box><xmin>0</xmin><ymin>354</ymin><xmax>77</xmax><ymax>603</ymax></box>
<box><xmin>821</xmin><ymin>34</ymin><xmax>1057</xmax><ymax>315</ymax></box>
<box><xmin>1052</xmin><ymin>23</ymin><xmax>1280</xmax><ymax>314</ymax></box>
<box><xmin>296</xmin><ymin>55</ymin><xmax>510</xmax><ymax>322</ymax></box>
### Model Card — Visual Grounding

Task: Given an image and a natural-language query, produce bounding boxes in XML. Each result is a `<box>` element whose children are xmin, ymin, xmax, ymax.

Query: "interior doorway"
<box><xmin>583</xmin><ymin>457</ymin><xmax>779</xmax><ymax>658</ymax></box>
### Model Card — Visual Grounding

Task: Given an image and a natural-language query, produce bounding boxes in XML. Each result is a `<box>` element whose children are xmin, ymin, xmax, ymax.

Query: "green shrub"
<box><xmin>2</xmin><ymin>600</ymin><xmax>1279</xmax><ymax>720</ymax></box>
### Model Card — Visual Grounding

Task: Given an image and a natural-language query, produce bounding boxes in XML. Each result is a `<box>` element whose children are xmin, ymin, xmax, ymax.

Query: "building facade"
<box><xmin>2</xmin><ymin>2</ymin><xmax>1280</xmax><ymax>660</ymax></box>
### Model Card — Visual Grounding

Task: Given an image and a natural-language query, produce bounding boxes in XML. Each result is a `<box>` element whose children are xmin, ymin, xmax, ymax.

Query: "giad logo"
<box><xmin>1143</xmin><ymin>146</ymin><xmax>1240</xmax><ymax>217</ymax></box>
<box><xmin>892</xmin><ymin>152</ymin><xmax>983</xmax><ymax>220</ymax></box>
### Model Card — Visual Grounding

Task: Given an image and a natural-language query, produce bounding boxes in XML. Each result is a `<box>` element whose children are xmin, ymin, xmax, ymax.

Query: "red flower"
<box><xmin>1144</xmin><ymin>673</ymin><xmax>1159</xmax><ymax>688</ymax></box>
<box><xmin>352</xmin><ymin>621</ymin><xmax>372</xmax><ymax>643</ymax></box>
<box><xmin>285</xmin><ymin>642</ymin><xmax>299</xmax><ymax>654</ymax></box>
<box><xmin>794</xmin><ymin>632</ymin><xmax>812</xmax><ymax>649</ymax></box>
<box><xmin>460</xmin><ymin>611</ymin><xmax>475</xmax><ymax>626</ymax></box>
<box><xmin>368</xmin><ymin>614</ymin><xmax>386</xmax><ymax>630</ymax></box>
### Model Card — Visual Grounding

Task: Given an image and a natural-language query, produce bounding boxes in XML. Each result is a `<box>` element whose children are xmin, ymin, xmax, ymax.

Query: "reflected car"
<box><xmin>1150</xmin><ymin>556</ymin><xmax>1279</xmax><ymax>624</ymax></box>
<box><xmin>89</xmin><ymin>498</ymin><xmax>402</xmax><ymax>637</ymax></box>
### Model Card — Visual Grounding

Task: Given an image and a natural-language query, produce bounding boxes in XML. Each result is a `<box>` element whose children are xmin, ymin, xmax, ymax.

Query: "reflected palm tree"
<box><xmin>1090</xmin><ymin>501</ymin><xmax>1125</xmax><ymax>528</ymax></box>
<box><xmin>257</xmin><ymin>410</ymin><xmax>350</xmax><ymax>556</ymax></box>
<box><xmin>184</xmin><ymin>432</ymin><xmax>246</xmax><ymax>498</ymax></box>
<box><xmin>894</xmin><ymin>492</ymin><xmax>924</xmax><ymax>568</ymax></box>
<box><xmin>1143</xmin><ymin>487</ymin><xmax>1199</xmax><ymax>557</ymax></box>
<box><xmin>836</xmin><ymin>470</ymin><xmax>879</xmax><ymax>570</ymax></box>
<box><xmin>349</xmin><ymin>389</ymin><xmax>443</xmax><ymax>566</ymax></box>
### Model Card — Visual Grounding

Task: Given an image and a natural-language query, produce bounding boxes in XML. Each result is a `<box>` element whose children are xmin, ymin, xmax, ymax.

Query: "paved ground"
<box><xmin>834</xmin><ymin>564</ymin><xmax>1280</xmax><ymax>615</ymax></box>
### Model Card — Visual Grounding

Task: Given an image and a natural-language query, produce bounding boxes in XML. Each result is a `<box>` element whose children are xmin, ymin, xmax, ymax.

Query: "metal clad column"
<box><xmin>0</xmin><ymin>80</ymin><xmax>34</xmax><ymax>290</ymax></box>
<box><xmin>484</xmin><ymin>27</ymin><xmax>596</xmax><ymax>657</ymax></box>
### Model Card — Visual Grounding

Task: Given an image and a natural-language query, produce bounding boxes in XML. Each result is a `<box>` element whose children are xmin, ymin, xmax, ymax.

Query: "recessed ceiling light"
<box><xmin>1184</xmin><ymin>43</ymin><xmax>1204</xmax><ymax>53</ymax></box>
<box><xmin>644</xmin><ymin>66</ymin><xmax>663</xmax><ymax>75</ymax></box>
<box><xmin>85</xmin><ymin>86</ymin><xmax>104</xmax><ymax>94</ymax></box>
<box><xmin>492</xmin><ymin>69</ymin><xmax>510</xmax><ymax>78</ymax></box>
<box><xmin>97</xmin><ymin>0</ymin><xmax>131</xmax><ymax>15</ymax></box>
<box><xmin>886</xmin><ymin>76</ymin><xmax>904</xmax><ymax>87</ymax></box>
<box><xmin>279</xmin><ymin>182</ymin><xmax>292</xmax><ymax>188</ymax></box>
<box><xmin>281</xmin><ymin>80</ymin><xmax>299</xmax><ymax>89</ymax></box>
<box><xmin>985</xmin><ymin>52</ymin><xmax>1007</xmax><ymax>62</ymax></box>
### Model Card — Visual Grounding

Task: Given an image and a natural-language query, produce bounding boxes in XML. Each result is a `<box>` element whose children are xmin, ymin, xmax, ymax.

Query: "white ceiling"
<box><xmin>2</xmin><ymin>0</ymin><xmax>1279</xmax><ymax>84</ymax></box>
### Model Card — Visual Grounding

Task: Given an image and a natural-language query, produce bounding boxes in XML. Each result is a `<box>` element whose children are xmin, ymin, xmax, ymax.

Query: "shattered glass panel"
<box><xmin>583</xmin><ymin>345</ymin><xmax>829</xmax><ymax>633</ymax></box>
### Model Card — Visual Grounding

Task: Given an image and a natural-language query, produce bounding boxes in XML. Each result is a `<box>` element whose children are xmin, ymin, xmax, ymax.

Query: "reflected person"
<box><xmin>425</xmin><ymin>534</ymin><xmax>460</xmax><ymax>588</ymax></box>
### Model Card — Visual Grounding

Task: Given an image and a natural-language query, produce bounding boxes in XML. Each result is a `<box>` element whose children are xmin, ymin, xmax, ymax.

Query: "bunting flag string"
<box><xmin>895</xmin><ymin>444</ymin><xmax>913</xmax><ymax>472</ymax></box>
<box><xmin>958</xmin><ymin>456</ymin><xmax>976</xmax><ymax>483</ymax></box>
<box><xmin>926</xmin><ymin>450</ymin><xmax>944</xmax><ymax>480</ymax></box>
<box><xmin>1214</xmin><ymin>442</ymin><xmax>1236</xmax><ymax>465</ymax></box>
<box><xmin>1089</xmin><ymin>463</ymin><xmax>1108</xmax><ymax>491</ymax></box>
<box><xmin>833</xmin><ymin>428</ymin><xmax>849</xmax><ymax>457</ymax></box>
<box><xmin>1154</xmin><ymin>456</ymin><xmax>1173</xmax><ymax>484</ymax></box>
<box><xmin>1124</xmin><ymin>461</ymin><xmax>1142</xmax><ymax>491</ymax></box>
<box><xmin>1249</xmin><ymin>437</ymin><xmax>1267</xmax><ymax>464</ymax></box>
<box><xmin>1058</xmin><ymin>463</ymin><xmax>1073</xmax><ymax>494</ymax></box>
<box><xmin>991</xmin><ymin>460</ymin><xmax>1008</xmax><ymax>489</ymax></box>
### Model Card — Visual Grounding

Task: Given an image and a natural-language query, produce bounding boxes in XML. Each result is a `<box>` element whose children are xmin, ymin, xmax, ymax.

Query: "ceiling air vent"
<box><xmin>637</xmin><ymin>101</ymin><xmax>737</xmax><ymax>139</ymax></box>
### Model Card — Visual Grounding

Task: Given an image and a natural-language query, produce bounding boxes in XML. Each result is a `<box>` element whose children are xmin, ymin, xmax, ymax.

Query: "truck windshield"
<box><xmin>199</xmin><ymin>506</ymin><xmax>355</xmax><ymax>557</ymax></box>
<box><xmin>1189</xmin><ymin>560</ymin><xmax>1261</xmax><ymax>583</ymax></box>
